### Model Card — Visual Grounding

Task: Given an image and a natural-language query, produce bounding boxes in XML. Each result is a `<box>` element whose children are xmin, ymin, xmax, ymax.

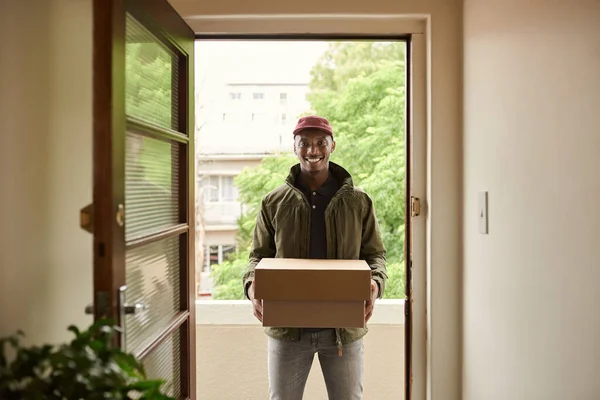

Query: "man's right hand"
<box><xmin>248</xmin><ymin>281</ymin><xmax>263</xmax><ymax>322</ymax></box>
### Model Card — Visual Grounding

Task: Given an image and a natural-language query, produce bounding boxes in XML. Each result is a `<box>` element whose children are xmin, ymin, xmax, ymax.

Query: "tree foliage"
<box><xmin>211</xmin><ymin>42</ymin><xmax>407</xmax><ymax>300</ymax></box>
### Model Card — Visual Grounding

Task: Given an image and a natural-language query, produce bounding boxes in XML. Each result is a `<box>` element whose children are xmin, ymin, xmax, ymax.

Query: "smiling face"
<box><xmin>294</xmin><ymin>129</ymin><xmax>336</xmax><ymax>174</ymax></box>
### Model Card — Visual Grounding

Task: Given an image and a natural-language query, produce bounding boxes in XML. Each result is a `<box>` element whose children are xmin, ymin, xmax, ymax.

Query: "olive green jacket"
<box><xmin>242</xmin><ymin>162</ymin><xmax>387</xmax><ymax>351</ymax></box>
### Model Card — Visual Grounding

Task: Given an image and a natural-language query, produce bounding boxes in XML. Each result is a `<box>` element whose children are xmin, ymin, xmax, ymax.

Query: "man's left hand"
<box><xmin>365</xmin><ymin>279</ymin><xmax>378</xmax><ymax>323</ymax></box>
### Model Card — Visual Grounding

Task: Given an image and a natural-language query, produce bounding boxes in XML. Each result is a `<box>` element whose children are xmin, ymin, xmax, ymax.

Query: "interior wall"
<box><xmin>462</xmin><ymin>1</ymin><xmax>600</xmax><ymax>399</ymax></box>
<box><xmin>0</xmin><ymin>0</ymin><xmax>93</xmax><ymax>345</ymax></box>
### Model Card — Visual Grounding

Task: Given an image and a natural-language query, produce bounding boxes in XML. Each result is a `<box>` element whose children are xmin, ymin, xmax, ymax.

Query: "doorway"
<box><xmin>193</xmin><ymin>37</ymin><xmax>411</xmax><ymax>399</ymax></box>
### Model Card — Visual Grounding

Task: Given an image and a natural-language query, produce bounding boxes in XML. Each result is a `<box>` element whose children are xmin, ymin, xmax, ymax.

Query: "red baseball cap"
<box><xmin>293</xmin><ymin>116</ymin><xmax>334</xmax><ymax>137</ymax></box>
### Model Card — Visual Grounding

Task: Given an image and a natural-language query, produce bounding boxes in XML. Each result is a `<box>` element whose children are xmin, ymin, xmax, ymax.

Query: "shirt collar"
<box><xmin>295</xmin><ymin>172</ymin><xmax>339</xmax><ymax>197</ymax></box>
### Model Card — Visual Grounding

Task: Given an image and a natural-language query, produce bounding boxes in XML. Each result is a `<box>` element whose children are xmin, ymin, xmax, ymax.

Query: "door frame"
<box><xmin>195</xmin><ymin>27</ymin><xmax>428</xmax><ymax>400</ymax></box>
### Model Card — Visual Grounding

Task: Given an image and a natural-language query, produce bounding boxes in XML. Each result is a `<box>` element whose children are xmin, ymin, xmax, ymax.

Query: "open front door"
<box><xmin>93</xmin><ymin>0</ymin><xmax>195</xmax><ymax>397</ymax></box>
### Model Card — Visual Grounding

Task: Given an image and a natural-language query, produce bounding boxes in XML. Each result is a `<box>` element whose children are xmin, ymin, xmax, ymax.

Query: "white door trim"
<box><xmin>192</xmin><ymin>15</ymin><xmax>431</xmax><ymax>400</ymax></box>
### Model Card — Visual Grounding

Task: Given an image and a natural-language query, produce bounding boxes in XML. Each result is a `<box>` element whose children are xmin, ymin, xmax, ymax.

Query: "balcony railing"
<box><xmin>203</xmin><ymin>201</ymin><xmax>241</xmax><ymax>225</ymax></box>
<box><xmin>195</xmin><ymin>299</ymin><xmax>405</xmax><ymax>400</ymax></box>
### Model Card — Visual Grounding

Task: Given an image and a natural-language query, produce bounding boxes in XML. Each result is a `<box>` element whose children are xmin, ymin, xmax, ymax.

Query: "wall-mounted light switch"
<box><xmin>478</xmin><ymin>191</ymin><xmax>488</xmax><ymax>234</ymax></box>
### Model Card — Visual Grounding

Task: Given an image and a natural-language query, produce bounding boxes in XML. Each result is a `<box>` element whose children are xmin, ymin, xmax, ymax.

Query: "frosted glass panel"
<box><xmin>125</xmin><ymin>132</ymin><xmax>179</xmax><ymax>241</ymax></box>
<box><xmin>124</xmin><ymin>236</ymin><xmax>180</xmax><ymax>355</ymax></box>
<box><xmin>142</xmin><ymin>330</ymin><xmax>181</xmax><ymax>398</ymax></box>
<box><xmin>126</xmin><ymin>13</ymin><xmax>179</xmax><ymax>130</ymax></box>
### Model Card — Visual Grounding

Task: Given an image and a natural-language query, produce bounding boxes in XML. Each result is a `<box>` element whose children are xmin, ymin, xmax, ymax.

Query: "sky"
<box><xmin>194</xmin><ymin>40</ymin><xmax>329</xmax><ymax>92</ymax></box>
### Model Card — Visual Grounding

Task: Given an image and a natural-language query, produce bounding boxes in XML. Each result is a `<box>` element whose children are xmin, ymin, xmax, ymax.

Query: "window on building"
<box><xmin>200</xmin><ymin>175</ymin><xmax>219</xmax><ymax>202</ymax></box>
<box><xmin>203</xmin><ymin>244</ymin><xmax>237</xmax><ymax>271</ymax></box>
<box><xmin>200</xmin><ymin>175</ymin><xmax>239</xmax><ymax>203</ymax></box>
<box><xmin>222</xmin><ymin>245</ymin><xmax>236</xmax><ymax>262</ymax></box>
<box><xmin>220</xmin><ymin>176</ymin><xmax>237</xmax><ymax>201</ymax></box>
<box><xmin>229</xmin><ymin>92</ymin><xmax>242</xmax><ymax>100</ymax></box>
<box><xmin>204</xmin><ymin>245</ymin><xmax>219</xmax><ymax>272</ymax></box>
<box><xmin>279</xmin><ymin>92</ymin><xmax>288</xmax><ymax>104</ymax></box>
<box><xmin>253</xmin><ymin>92</ymin><xmax>264</xmax><ymax>100</ymax></box>
<box><xmin>280</xmin><ymin>113</ymin><xmax>287</xmax><ymax>125</ymax></box>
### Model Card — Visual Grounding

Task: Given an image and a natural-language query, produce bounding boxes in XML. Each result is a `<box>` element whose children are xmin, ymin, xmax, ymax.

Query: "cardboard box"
<box><xmin>254</xmin><ymin>258</ymin><xmax>371</xmax><ymax>328</ymax></box>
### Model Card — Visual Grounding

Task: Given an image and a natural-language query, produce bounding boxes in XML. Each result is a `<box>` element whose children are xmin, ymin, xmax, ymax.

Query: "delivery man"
<box><xmin>242</xmin><ymin>115</ymin><xmax>387</xmax><ymax>400</ymax></box>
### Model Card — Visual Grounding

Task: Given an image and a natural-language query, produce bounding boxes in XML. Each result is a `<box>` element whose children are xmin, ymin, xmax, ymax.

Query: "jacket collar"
<box><xmin>286</xmin><ymin>162</ymin><xmax>354</xmax><ymax>189</ymax></box>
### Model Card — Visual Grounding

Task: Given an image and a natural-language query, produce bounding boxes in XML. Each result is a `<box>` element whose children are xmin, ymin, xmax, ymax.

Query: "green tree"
<box><xmin>210</xmin><ymin>250</ymin><xmax>250</xmax><ymax>300</ymax></box>
<box><xmin>211</xmin><ymin>42</ymin><xmax>407</xmax><ymax>300</ymax></box>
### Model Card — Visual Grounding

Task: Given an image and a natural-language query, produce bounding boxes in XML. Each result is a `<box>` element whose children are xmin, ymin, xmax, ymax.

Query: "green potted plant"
<box><xmin>0</xmin><ymin>320</ymin><xmax>174</xmax><ymax>399</ymax></box>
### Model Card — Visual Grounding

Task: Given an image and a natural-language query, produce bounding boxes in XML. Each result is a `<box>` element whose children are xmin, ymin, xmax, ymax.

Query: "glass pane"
<box><xmin>142</xmin><ymin>330</ymin><xmax>181</xmax><ymax>398</ymax></box>
<box><xmin>208</xmin><ymin>245</ymin><xmax>218</xmax><ymax>268</ymax></box>
<box><xmin>222</xmin><ymin>244</ymin><xmax>236</xmax><ymax>262</ymax></box>
<box><xmin>200</xmin><ymin>175</ymin><xmax>219</xmax><ymax>202</ymax></box>
<box><xmin>124</xmin><ymin>236</ymin><xmax>181</xmax><ymax>355</ymax></box>
<box><xmin>125</xmin><ymin>132</ymin><xmax>179</xmax><ymax>241</ymax></box>
<box><xmin>220</xmin><ymin>176</ymin><xmax>237</xmax><ymax>201</ymax></box>
<box><xmin>125</xmin><ymin>13</ymin><xmax>179</xmax><ymax>130</ymax></box>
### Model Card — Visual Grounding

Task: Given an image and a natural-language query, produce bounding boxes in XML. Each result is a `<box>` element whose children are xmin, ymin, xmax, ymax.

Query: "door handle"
<box><xmin>86</xmin><ymin>296</ymin><xmax>145</xmax><ymax>316</ymax></box>
<box><xmin>123</xmin><ymin>303</ymin><xmax>147</xmax><ymax>315</ymax></box>
<box><xmin>86</xmin><ymin>302</ymin><xmax>145</xmax><ymax>315</ymax></box>
<box><xmin>119</xmin><ymin>285</ymin><xmax>147</xmax><ymax>316</ymax></box>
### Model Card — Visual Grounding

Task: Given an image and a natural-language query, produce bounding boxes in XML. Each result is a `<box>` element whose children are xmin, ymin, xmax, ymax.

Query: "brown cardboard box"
<box><xmin>254</xmin><ymin>258</ymin><xmax>371</xmax><ymax>328</ymax></box>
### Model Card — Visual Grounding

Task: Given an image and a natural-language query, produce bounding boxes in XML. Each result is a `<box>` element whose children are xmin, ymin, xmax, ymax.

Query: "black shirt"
<box><xmin>294</xmin><ymin>172</ymin><xmax>340</xmax><ymax>333</ymax></box>
<box><xmin>294</xmin><ymin>173</ymin><xmax>340</xmax><ymax>259</ymax></box>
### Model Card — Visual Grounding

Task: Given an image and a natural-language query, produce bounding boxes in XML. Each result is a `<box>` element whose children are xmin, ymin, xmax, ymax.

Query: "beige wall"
<box><xmin>0</xmin><ymin>0</ymin><xmax>93</xmax><ymax>344</ymax></box>
<box><xmin>462</xmin><ymin>1</ymin><xmax>600</xmax><ymax>399</ymax></box>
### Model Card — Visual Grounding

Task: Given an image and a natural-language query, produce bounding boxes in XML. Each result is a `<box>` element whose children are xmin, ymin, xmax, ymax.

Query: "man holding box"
<box><xmin>242</xmin><ymin>115</ymin><xmax>387</xmax><ymax>400</ymax></box>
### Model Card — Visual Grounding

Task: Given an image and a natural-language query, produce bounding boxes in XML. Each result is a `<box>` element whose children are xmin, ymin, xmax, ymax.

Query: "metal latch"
<box><xmin>411</xmin><ymin>197</ymin><xmax>421</xmax><ymax>217</ymax></box>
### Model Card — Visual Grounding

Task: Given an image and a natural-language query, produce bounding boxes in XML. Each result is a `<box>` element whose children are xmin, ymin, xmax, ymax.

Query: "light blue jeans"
<box><xmin>267</xmin><ymin>329</ymin><xmax>364</xmax><ymax>400</ymax></box>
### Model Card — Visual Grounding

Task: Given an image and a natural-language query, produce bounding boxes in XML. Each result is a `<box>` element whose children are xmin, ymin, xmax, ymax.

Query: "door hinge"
<box><xmin>80</xmin><ymin>203</ymin><xmax>93</xmax><ymax>234</ymax></box>
<box><xmin>116</xmin><ymin>204</ymin><xmax>125</xmax><ymax>227</ymax></box>
<box><xmin>410</xmin><ymin>197</ymin><xmax>421</xmax><ymax>217</ymax></box>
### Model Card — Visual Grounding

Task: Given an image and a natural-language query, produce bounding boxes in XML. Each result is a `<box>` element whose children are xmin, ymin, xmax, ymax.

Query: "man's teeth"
<box><xmin>307</xmin><ymin>158</ymin><xmax>322</xmax><ymax>163</ymax></box>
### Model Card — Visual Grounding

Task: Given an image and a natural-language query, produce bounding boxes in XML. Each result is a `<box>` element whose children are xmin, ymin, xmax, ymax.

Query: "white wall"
<box><xmin>463</xmin><ymin>1</ymin><xmax>600</xmax><ymax>399</ymax></box>
<box><xmin>0</xmin><ymin>0</ymin><xmax>93</xmax><ymax>345</ymax></box>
